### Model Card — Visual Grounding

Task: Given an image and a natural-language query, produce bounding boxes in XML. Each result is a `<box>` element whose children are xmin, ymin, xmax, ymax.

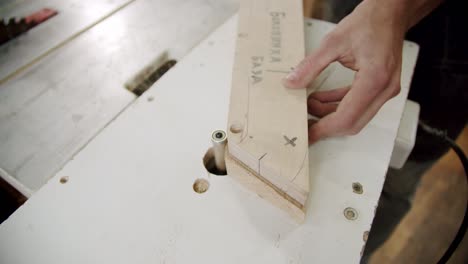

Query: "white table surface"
<box><xmin>0</xmin><ymin>16</ymin><xmax>419</xmax><ymax>264</ymax></box>
<box><xmin>0</xmin><ymin>0</ymin><xmax>238</xmax><ymax>194</ymax></box>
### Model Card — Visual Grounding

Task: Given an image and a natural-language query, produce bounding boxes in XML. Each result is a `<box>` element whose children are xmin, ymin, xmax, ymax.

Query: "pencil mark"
<box><xmin>291</xmin><ymin>150</ymin><xmax>308</xmax><ymax>182</ymax></box>
<box><xmin>284</xmin><ymin>135</ymin><xmax>297</xmax><ymax>147</ymax></box>
<box><xmin>251</xmin><ymin>56</ymin><xmax>264</xmax><ymax>84</ymax></box>
<box><xmin>266</xmin><ymin>69</ymin><xmax>290</xmax><ymax>74</ymax></box>
<box><xmin>275</xmin><ymin>234</ymin><xmax>281</xmax><ymax>248</ymax></box>
<box><xmin>238</xmin><ymin>33</ymin><xmax>248</xmax><ymax>38</ymax></box>
<box><xmin>240</xmin><ymin>68</ymin><xmax>251</xmax><ymax>143</ymax></box>
<box><xmin>270</xmin><ymin>12</ymin><xmax>285</xmax><ymax>63</ymax></box>
<box><xmin>258</xmin><ymin>153</ymin><xmax>267</xmax><ymax>175</ymax></box>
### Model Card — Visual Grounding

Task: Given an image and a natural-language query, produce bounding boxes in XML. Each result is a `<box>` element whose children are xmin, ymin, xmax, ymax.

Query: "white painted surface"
<box><xmin>0</xmin><ymin>17</ymin><xmax>419</xmax><ymax>264</ymax></box>
<box><xmin>0</xmin><ymin>0</ymin><xmax>132</xmax><ymax>81</ymax></box>
<box><xmin>390</xmin><ymin>100</ymin><xmax>420</xmax><ymax>169</ymax></box>
<box><xmin>0</xmin><ymin>0</ymin><xmax>238</xmax><ymax>193</ymax></box>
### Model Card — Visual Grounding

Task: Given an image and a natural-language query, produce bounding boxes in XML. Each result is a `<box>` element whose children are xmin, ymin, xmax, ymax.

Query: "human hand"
<box><xmin>283</xmin><ymin>0</ymin><xmax>408</xmax><ymax>144</ymax></box>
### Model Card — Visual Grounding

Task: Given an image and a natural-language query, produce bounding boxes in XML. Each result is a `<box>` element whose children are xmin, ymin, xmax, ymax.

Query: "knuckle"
<box><xmin>338</xmin><ymin>115</ymin><xmax>363</xmax><ymax>136</ymax></box>
<box><xmin>340</xmin><ymin>116</ymin><xmax>358</xmax><ymax>132</ymax></box>
<box><xmin>297</xmin><ymin>54</ymin><xmax>315</xmax><ymax>72</ymax></box>
<box><xmin>321</xmin><ymin>32</ymin><xmax>341</xmax><ymax>48</ymax></box>
<box><xmin>301</xmin><ymin>55</ymin><xmax>315</xmax><ymax>68</ymax></box>
<box><xmin>370</xmin><ymin>68</ymin><xmax>391</xmax><ymax>89</ymax></box>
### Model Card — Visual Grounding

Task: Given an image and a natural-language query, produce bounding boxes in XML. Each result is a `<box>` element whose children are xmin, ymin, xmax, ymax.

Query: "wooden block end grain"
<box><xmin>226</xmin><ymin>0</ymin><xmax>309</xmax><ymax>222</ymax></box>
<box><xmin>225</xmin><ymin>148</ymin><xmax>306</xmax><ymax>223</ymax></box>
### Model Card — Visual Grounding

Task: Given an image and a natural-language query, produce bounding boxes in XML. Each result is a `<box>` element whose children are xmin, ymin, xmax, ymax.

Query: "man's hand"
<box><xmin>283</xmin><ymin>0</ymin><xmax>441</xmax><ymax>144</ymax></box>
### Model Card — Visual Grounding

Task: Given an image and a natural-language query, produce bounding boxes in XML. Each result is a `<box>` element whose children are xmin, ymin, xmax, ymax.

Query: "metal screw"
<box><xmin>60</xmin><ymin>176</ymin><xmax>69</xmax><ymax>184</ymax></box>
<box><xmin>352</xmin><ymin>182</ymin><xmax>363</xmax><ymax>194</ymax></box>
<box><xmin>193</xmin><ymin>179</ymin><xmax>210</xmax><ymax>194</ymax></box>
<box><xmin>344</xmin><ymin>207</ymin><xmax>358</xmax><ymax>220</ymax></box>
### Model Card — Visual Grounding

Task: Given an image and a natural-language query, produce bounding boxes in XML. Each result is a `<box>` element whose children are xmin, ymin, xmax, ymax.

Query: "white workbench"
<box><xmin>0</xmin><ymin>16</ymin><xmax>418</xmax><ymax>263</ymax></box>
<box><xmin>0</xmin><ymin>0</ymin><xmax>238</xmax><ymax>195</ymax></box>
<box><xmin>0</xmin><ymin>0</ymin><xmax>132</xmax><ymax>81</ymax></box>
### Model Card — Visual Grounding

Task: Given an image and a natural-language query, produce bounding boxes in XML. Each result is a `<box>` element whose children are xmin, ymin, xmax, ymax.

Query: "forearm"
<box><xmin>399</xmin><ymin>0</ymin><xmax>443</xmax><ymax>27</ymax></box>
<box><xmin>362</xmin><ymin>0</ymin><xmax>444</xmax><ymax>30</ymax></box>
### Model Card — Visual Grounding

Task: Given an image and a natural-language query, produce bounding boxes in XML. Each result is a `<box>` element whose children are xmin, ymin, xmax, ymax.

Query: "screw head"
<box><xmin>344</xmin><ymin>207</ymin><xmax>358</xmax><ymax>220</ymax></box>
<box><xmin>193</xmin><ymin>179</ymin><xmax>210</xmax><ymax>194</ymax></box>
<box><xmin>60</xmin><ymin>176</ymin><xmax>69</xmax><ymax>184</ymax></box>
<box><xmin>352</xmin><ymin>182</ymin><xmax>363</xmax><ymax>194</ymax></box>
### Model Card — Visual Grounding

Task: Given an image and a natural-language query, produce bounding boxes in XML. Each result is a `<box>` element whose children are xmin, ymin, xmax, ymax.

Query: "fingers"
<box><xmin>309</xmin><ymin>86</ymin><xmax>351</xmax><ymax>102</ymax></box>
<box><xmin>348</xmin><ymin>75</ymin><xmax>401</xmax><ymax>131</ymax></box>
<box><xmin>282</xmin><ymin>34</ymin><xmax>341</xmax><ymax>89</ymax></box>
<box><xmin>308</xmin><ymin>67</ymin><xmax>395</xmax><ymax>144</ymax></box>
<box><xmin>307</xmin><ymin>98</ymin><xmax>338</xmax><ymax>118</ymax></box>
<box><xmin>307</xmin><ymin>86</ymin><xmax>350</xmax><ymax>117</ymax></box>
<box><xmin>308</xmin><ymin>119</ymin><xmax>317</xmax><ymax>127</ymax></box>
<box><xmin>308</xmin><ymin>112</ymin><xmax>341</xmax><ymax>143</ymax></box>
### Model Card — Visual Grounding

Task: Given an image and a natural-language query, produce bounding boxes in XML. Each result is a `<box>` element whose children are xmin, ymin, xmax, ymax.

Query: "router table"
<box><xmin>0</xmin><ymin>1</ymin><xmax>419</xmax><ymax>263</ymax></box>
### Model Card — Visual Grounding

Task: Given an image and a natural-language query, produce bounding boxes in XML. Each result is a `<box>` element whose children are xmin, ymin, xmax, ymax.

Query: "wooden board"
<box><xmin>227</xmin><ymin>0</ymin><xmax>309</xmax><ymax>218</ymax></box>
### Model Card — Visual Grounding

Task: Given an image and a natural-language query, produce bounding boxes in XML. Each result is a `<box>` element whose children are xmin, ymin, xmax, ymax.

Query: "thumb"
<box><xmin>283</xmin><ymin>37</ymin><xmax>339</xmax><ymax>89</ymax></box>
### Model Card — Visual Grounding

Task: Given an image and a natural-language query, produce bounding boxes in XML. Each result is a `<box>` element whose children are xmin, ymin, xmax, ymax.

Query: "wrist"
<box><xmin>358</xmin><ymin>0</ymin><xmax>411</xmax><ymax>33</ymax></box>
<box><xmin>363</xmin><ymin>0</ymin><xmax>443</xmax><ymax>29</ymax></box>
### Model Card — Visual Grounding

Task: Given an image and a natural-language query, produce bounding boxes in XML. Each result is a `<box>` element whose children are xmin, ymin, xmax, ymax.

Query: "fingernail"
<box><xmin>285</xmin><ymin>70</ymin><xmax>299</xmax><ymax>82</ymax></box>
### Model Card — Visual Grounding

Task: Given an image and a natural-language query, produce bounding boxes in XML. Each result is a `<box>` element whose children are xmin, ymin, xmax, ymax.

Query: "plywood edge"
<box><xmin>226</xmin><ymin>146</ymin><xmax>306</xmax><ymax>223</ymax></box>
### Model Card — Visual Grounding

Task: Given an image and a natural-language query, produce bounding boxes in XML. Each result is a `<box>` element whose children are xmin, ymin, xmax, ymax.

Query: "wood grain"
<box><xmin>226</xmin><ymin>0</ymin><xmax>309</xmax><ymax>217</ymax></box>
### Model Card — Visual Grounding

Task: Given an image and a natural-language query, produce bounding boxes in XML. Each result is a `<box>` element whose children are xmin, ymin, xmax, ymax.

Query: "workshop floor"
<box><xmin>371</xmin><ymin>127</ymin><xmax>468</xmax><ymax>264</ymax></box>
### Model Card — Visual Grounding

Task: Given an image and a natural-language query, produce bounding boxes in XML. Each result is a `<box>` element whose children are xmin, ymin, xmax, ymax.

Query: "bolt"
<box><xmin>60</xmin><ymin>176</ymin><xmax>69</xmax><ymax>184</ymax></box>
<box><xmin>193</xmin><ymin>179</ymin><xmax>209</xmax><ymax>194</ymax></box>
<box><xmin>344</xmin><ymin>207</ymin><xmax>358</xmax><ymax>220</ymax></box>
<box><xmin>352</xmin><ymin>182</ymin><xmax>363</xmax><ymax>194</ymax></box>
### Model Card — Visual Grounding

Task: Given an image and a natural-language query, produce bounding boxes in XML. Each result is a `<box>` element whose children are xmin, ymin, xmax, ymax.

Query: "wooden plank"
<box><xmin>227</xmin><ymin>0</ymin><xmax>309</xmax><ymax>218</ymax></box>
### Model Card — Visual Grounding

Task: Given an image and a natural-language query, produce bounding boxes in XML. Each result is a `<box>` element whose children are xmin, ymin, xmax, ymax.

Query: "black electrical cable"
<box><xmin>418</xmin><ymin>121</ymin><xmax>468</xmax><ymax>264</ymax></box>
